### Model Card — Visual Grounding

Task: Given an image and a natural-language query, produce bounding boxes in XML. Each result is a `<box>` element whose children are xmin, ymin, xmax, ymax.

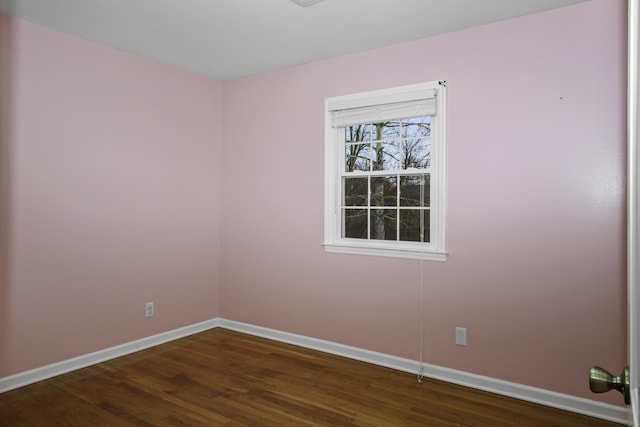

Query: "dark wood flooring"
<box><xmin>0</xmin><ymin>328</ymin><xmax>623</xmax><ymax>426</ymax></box>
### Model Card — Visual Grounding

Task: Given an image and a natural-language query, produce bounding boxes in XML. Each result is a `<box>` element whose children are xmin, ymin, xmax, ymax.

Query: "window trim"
<box><xmin>323</xmin><ymin>81</ymin><xmax>447</xmax><ymax>261</ymax></box>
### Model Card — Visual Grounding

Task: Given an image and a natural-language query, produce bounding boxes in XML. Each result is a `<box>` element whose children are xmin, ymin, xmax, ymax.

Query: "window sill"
<box><xmin>323</xmin><ymin>242</ymin><xmax>447</xmax><ymax>261</ymax></box>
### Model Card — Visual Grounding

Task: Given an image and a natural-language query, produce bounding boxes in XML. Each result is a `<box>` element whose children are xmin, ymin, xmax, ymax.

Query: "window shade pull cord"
<box><xmin>418</xmin><ymin>257</ymin><xmax>425</xmax><ymax>384</ymax></box>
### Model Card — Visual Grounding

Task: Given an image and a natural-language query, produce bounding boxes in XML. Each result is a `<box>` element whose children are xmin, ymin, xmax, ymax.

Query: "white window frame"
<box><xmin>323</xmin><ymin>81</ymin><xmax>447</xmax><ymax>261</ymax></box>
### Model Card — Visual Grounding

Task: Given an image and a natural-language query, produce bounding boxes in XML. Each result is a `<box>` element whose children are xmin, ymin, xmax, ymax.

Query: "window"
<box><xmin>324</xmin><ymin>81</ymin><xmax>447</xmax><ymax>261</ymax></box>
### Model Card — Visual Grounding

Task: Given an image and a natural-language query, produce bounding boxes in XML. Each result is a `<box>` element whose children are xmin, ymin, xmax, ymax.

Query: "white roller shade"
<box><xmin>329</xmin><ymin>87</ymin><xmax>437</xmax><ymax>128</ymax></box>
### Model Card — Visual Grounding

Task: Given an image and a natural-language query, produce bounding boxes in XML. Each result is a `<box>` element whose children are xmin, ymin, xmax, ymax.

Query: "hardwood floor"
<box><xmin>0</xmin><ymin>328</ymin><xmax>623</xmax><ymax>426</ymax></box>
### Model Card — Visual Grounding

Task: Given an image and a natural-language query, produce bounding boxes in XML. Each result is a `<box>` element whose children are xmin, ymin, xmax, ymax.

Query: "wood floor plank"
<box><xmin>0</xmin><ymin>328</ymin><xmax>623</xmax><ymax>426</ymax></box>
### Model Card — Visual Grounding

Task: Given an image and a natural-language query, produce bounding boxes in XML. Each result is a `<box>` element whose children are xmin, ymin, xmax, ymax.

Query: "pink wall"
<box><xmin>0</xmin><ymin>0</ymin><xmax>628</xmax><ymax>406</ymax></box>
<box><xmin>220</xmin><ymin>0</ymin><xmax>627</xmax><ymax>403</ymax></box>
<box><xmin>0</xmin><ymin>16</ymin><xmax>222</xmax><ymax>376</ymax></box>
<box><xmin>0</xmin><ymin>13</ymin><xmax>11</xmax><ymax>375</ymax></box>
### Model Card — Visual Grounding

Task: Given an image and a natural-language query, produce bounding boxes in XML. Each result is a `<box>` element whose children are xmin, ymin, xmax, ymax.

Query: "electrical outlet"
<box><xmin>145</xmin><ymin>302</ymin><xmax>154</xmax><ymax>317</ymax></box>
<box><xmin>455</xmin><ymin>327</ymin><xmax>467</xmax><ymax>346</ymax></box>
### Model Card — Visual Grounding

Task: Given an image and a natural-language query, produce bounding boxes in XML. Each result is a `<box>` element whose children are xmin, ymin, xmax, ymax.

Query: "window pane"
<box><xmin>400</xmin><ymin>209</ymin><xmax>430</xmax><ymax>242</ymax></box>
<box><xmin>343</xmin><ymin>177</ymin><xmax>368</xmax><ymax>206</ymax></box>
<box><xmin>400</xmin><ymin>117</ymin><xmax>431</xmax><ymax>169</ymax></box>
<box><xmin>370</xmin><ymin>209</ymin><xmax>397</xmax><ymax>241</ymax></box>
<box><xmin>371</xmin><ymin>141</ymin><xmax>400</xmax><ymax>171</ymax></box>
<box><xmin>400</xmin><ymin>174</ymin><xmax>430</xmax><ymax>207</ymax></box>
<box><xmin>371</xmin><ymin>176</ymin><xmax>397</xmax><ymax>207</ymax></box>
<box><xmin>346</xmin><ymin>125</ymin><xmax>368</xmax><ymax>142</ymax></box>
<box><xmin>345</xmin><ymin>143</ymin><xmax>371</xmax><ymax>172</ymax></box>
<box><xmin>343</xmin><ymin>208</ymin><xmax>368</xmax><ymax>239</ymax></box>
<box><xmin>402</xmin><ymin>138</ymin><xmax>430</xmax><ymax>169</ymax></box>
<box><xmin>346</xmin><ymin>124</ymin><xmax>378</xmax><ymax>142</ymax></box>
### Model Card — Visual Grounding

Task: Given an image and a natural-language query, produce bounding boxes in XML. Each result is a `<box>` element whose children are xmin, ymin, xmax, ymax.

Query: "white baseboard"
<box><xmin>218</xmin><ymin>319</ymin><xmax>629</xmax><ymax>425</ymax></box>
<box><xmin>0</xmin><ymin>318</ymin><xmax>220</xmax><ymax>394</ymax></box>
<box><xmin>0</xmin><ymin>317</ymin><xmax>628</xmax><ymax>425</ymax></box>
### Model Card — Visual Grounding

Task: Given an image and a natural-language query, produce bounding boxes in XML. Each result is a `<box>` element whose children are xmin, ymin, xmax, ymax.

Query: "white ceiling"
<box><xmin>0</xmin><ymin>0</ymin><xmax>588</xmax><ymax>80</ymax></box>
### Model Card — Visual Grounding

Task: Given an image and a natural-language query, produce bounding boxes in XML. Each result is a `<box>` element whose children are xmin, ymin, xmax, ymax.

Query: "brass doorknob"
<box><xmin>589</xmin><ymin>365</ymin><xmax>630</xmax><ymax>404</ymax></box>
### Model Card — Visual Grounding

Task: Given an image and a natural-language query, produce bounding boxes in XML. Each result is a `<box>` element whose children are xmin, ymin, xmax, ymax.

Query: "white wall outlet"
<box><xmin>145</xmin><ymin>302</ymin><xmax>154</xmax><ymax>317</ymax></box>
<box><xmin>455</xmin><ymin>327</ymin><xmax>467</xmax><ymax>346</ymax></box>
